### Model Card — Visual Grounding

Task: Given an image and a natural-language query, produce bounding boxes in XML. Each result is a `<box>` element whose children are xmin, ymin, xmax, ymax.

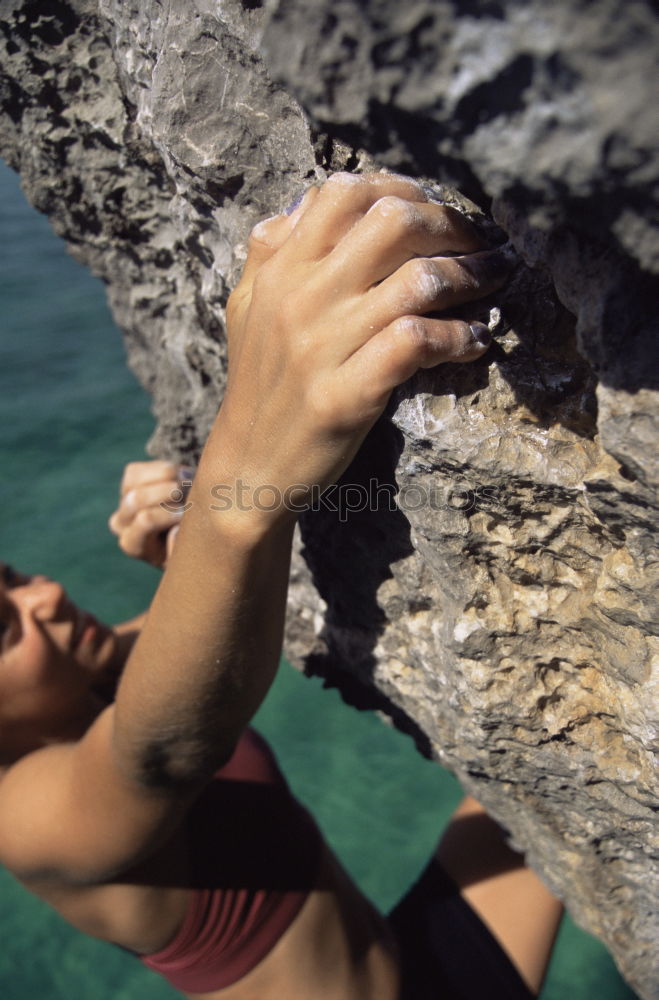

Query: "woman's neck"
<box><xmin>87</xmin><ymin>613</ymin><xmax>147</xmax><ymax>702</ymax></box>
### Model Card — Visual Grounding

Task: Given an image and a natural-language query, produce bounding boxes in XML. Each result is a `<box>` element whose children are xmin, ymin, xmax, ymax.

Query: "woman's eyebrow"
<box><xmin>0</xmin><ymin>590</ymin><xmax>10</xmax><ymax>640</ymax></box>
<box><xmin>0</xmin><ymin>564</ymin><xmax>17</xmax><ymax>586</ymax></box>
<box><xmin>0</xmin><ymin>582</ymin><xmax>16</xmax><ymax>644</ymax></box>
<box><xmin>0</xmin><ymin>565</ymin><xmax>16</xmax><ymax>605</ymax></box>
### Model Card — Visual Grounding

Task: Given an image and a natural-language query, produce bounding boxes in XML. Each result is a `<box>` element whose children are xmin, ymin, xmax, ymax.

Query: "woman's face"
<box><xmin>0</xmin><ymin>563</ymin><xmax>117</xmax><ymax>761</ymax></box>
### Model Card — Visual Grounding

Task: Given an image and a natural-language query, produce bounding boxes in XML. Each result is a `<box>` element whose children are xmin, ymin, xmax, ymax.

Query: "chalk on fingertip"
<box><xmin>469</xmin><ymin>322</ymin><xmax>492</xmax><ymax>347</ymax></box>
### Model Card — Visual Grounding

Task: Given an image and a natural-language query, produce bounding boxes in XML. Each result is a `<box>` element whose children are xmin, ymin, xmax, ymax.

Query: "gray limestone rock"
<box><xmin>0</xmin><ymin>1</ymin><xmax>657</xmax><ymax>995</ymax></box>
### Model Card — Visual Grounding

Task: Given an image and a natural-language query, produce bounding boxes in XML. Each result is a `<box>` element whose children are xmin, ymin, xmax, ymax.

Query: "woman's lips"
<box><xmin>72</xmin><ymin>613</ymin><xmax>99</xmax><ymax>651</ymax></box>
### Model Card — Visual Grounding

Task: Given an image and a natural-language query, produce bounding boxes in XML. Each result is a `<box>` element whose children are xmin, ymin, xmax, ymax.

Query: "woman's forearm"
<box><xmin>111</xmin><ymin>478</ymin><xmax>295</xmax><ymax>789</ymax></box>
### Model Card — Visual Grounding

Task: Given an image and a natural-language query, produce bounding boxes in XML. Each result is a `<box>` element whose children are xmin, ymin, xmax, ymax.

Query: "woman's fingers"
<box><xmin>110</xmin><ymin>480</ymin><xmax>185</xmax><ymax>532</ymax></box>
<box><xmin>355</xmin><ymin>249</ymin><xmax>514</xmax><ymax>345</ymax></box>
<box><xmin>234</xmin><ymin>173</ymin><xmax>430</xmax><ymax>319</ymax></box>
<box><xmin>119</xmin><ymin>460</ymin><xmax>178</xmax><ymax>498</ymax></box>
<box><xmin>233</xmin><ymin>175</ymin><xmax>484</xmax><ymax>331</ymax></box>
<box><xmin>340</xmin><ymin>316</ymin><xmax>493</xmax><ymax>415</ymax></box>
<box><xmin>236</xmin><ymin>187</ymin><xmax>320</xmax><ymax>288</ymax></box>
<box><xmin>281</xmin><ymin>172</ymin><xmax>429</xmax><ymax>264</ymax></box>
<box><xmin>305</xmin><ymin>249</ymin><xmax>512</xmax><ymax>366</ymax></box>
<box><xmin>110</xmin><ymin>504</ymin><xmax>183</xmax><ymax>567</ymax></box>
<box><xmin>122</xmin><ymin>480</ymin><xmax>189</xmax><ymax>518</ymax></box>
<box><xmin>328</xmin><ymin>197</ymin><xmax>486</xmax><ymax>291</ymax></box>
<box><xmin>109</xmin><ymin>465</ymin><xmax>194</xmax><ymax>568</ymax></box>
<box><xmin>115</xmin><ymin>506</ymin><xmax>179</xmax><ymax>566</ymax></box>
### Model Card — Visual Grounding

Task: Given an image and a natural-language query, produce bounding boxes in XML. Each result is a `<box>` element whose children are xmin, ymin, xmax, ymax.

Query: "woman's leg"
<box><xmin>435</xmin><ymin>795</ymin><xmax>563</xmax><ymax>995</ymax></box>
<box><xmin>389</xmin><ymin>794</ymin><xmax>563</xmax><ymax>1000</ymax></box>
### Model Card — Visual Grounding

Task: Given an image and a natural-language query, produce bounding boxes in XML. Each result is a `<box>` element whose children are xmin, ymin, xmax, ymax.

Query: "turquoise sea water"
<box><xmin>0</xmin><ymin>159</ymin><xmax>639</xmax><ymax>999</ymax></box>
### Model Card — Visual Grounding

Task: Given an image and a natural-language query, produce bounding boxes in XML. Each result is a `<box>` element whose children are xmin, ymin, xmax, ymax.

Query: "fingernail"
<box><xmin>461</xmin><ymin>247</ymin><xmax>516</xmax><ymax>282</ymax></box>
<box><xmin>469</xmin><ymin>322</ymin><xmax>492</xmax><ymax>347</ymax></box>
<box><xmin>284</xmin><ymin>189</ymin><xmax>308</xmax><ymax>215</ymax></box>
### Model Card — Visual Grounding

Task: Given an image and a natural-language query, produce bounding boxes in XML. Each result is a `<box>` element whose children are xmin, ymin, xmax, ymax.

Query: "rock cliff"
<box><xmin>0</xmin><ymin>1</ymin><xmax>656</xmax><ymax>995</ymax></box>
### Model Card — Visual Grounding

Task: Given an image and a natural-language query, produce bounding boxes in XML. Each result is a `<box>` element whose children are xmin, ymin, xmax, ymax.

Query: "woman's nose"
<box><xmin>16</xmin><ymin>577</ymin><xmax>67</xmax><ymax>619</ymax></box>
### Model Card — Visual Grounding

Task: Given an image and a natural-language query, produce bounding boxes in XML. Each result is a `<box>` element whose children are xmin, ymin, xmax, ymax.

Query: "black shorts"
<box><xmin>388</xmin><ymin>858</ymin><xmax>536</xmax><ymax>1000</ymax></box>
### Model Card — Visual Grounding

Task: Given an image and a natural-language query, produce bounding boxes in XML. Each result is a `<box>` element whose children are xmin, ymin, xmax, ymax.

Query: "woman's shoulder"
<box><xmin>18</xmin><ymin>832</ymin><xmax>192</xmax><ymax>955</ymax></box>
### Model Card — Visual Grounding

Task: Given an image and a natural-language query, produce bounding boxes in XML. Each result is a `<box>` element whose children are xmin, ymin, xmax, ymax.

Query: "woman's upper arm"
<box><xmin>0</xmin><ymin>707</ymin><xmax>195</xmax><ymax>884</ymax></box>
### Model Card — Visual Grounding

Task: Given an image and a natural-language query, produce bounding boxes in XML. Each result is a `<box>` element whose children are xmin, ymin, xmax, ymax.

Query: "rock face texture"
<box><xmin>0</xmin><ymin>1</ymin><xmax>657</xmax><ymax>995</ymax></box>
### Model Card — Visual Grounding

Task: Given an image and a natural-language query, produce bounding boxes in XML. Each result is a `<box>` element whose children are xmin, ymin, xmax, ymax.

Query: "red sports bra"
<box><xmin>139</xmin><ymin>729</ymin><xmax>323</xmax><ymax>993</ymax></box>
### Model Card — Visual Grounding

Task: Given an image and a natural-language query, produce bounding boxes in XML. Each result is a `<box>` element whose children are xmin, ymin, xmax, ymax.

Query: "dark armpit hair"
<box><xmin>131</xmin><ymin>735</ymin><xmax>233</xmax><ymax>793</ymax></box>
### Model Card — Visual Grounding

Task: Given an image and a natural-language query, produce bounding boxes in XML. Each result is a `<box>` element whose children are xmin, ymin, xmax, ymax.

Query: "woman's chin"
<box><xmin>74</xmin><ymin>622</ymin><xmax>117</xmax><ymax>675</ymax></box>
